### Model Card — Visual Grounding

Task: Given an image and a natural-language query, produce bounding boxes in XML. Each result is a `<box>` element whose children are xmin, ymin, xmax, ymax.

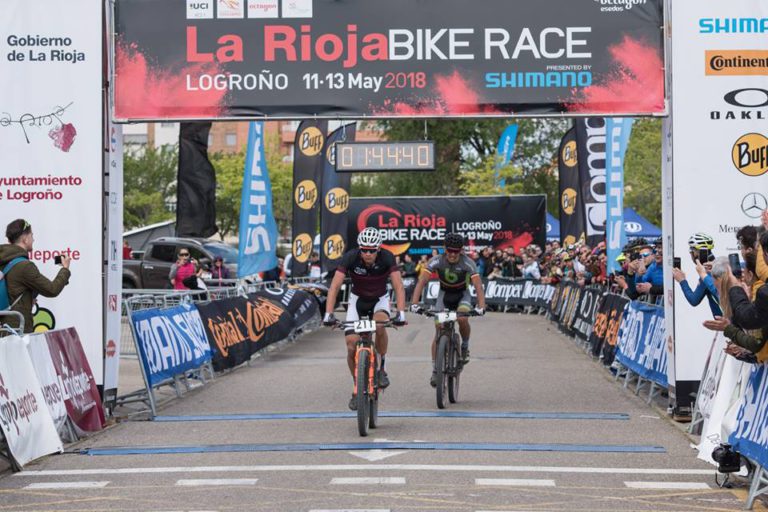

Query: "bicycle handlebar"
<box><xmin>413</xmin><ymin>307</ymin><xmax>481</xmax><ymax>318</ymax></box>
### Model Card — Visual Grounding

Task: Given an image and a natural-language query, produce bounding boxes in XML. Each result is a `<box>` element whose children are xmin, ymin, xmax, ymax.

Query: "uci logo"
<box><xmin>562</xmin><ymin>140</ymin><xmax>577</xmax><ymax>168</ymax></box>
<box><xmin>732</xmin><ymin>133</ymin><xmax>768</xmax><ymax>177</ymax></box>
<box><xmin>625</xmin><ymin>221</ymin><xmax>642</xmax><ymax>233</ymax></box>
<box><xmin>324</xmin><ymin>234</ymin><xmax>344</xmax><ymax>260</ymax></box>
<box><xmin>325</xmin><ymin>187</ymin><xmax>349</xmax><ymax>214</ymax></box>
<box><xmin>299</xmin><ymin>127</ymin><xmax>324</xmax><ymax>157</ymax></box>
<box><xmin>295</xmin><ymin>180</ymin><xmax>318</xmax><ymax>209</ymax></box>
<box><xmin>561</xmin><ymin>188</ymin><xmax>577</xmax><ymax>215</ymax></box>
<box><xmin>292</xmin><ymin>233</ymin><xmax>313</xmax><ymax>263</ymax></box>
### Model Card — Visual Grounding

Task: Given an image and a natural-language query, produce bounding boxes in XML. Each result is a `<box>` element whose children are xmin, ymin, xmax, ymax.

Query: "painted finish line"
<box><xmin>153</xmin><ymin>411</ymin><xmax>630</xmax><ymax>422</ymax></box>
<box><xmin>77</xmin><ymin>442</ymin><xmax>665</xmax><ymax>456</ymax></box>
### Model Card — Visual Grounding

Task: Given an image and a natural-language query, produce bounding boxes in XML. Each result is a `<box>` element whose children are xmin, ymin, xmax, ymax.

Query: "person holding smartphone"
<box><xmin>672</xmin><ymin>233</ymin><xmax>721</xmax><ymax>317</ymax></box>
<box><xmin>0</xmin><ymin>219</ymin><xmax>71</xmax><ymax>333</ymax></box>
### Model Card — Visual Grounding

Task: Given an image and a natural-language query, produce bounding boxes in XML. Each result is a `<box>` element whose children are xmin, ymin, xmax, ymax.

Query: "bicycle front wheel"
<box><xmin>436</xmin><ymin>334</ymin><xmax>450</xmax><ymax>409</ymax></box>
<box><xmin>448</xmin><ymin>333</ymin><xmax>461</xmax><ymax>403</ymax></box>
<box><xmin>356</xmin><ymin>352</ymin><xmax>370</xmax><ymax>436</ymax></box>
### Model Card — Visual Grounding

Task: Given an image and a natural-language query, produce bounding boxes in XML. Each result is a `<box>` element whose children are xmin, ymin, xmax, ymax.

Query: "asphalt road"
<box><xmin>0</xmin><ymin>312</ymin><xmax>756</xmax><ymax>512</ymax></box>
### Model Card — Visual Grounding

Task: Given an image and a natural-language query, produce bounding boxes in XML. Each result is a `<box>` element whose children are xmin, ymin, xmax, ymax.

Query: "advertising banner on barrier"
<box><xmin>572</xmin><ymin>288</ymin><xmax>603</xmax><ymax>340</ymax></box>
<box><xmin>320</xmin><ymin>124</ymin><xmax>355</xmax><ymax>273</ymax></box>
<box><xmin>0</xmin><ymin>0</ymin><xmax>104</xmax><ymax>383</ymax></box>
<box><xmin>424</xmin><ymin>278</ymin><xmax>554</xmax><ymax>308</ymax></box>
<box><xmin>197</xmin><ymin>296</ymin><xmax>294</xmax><ymax>371</ymax></box>
<box><xmin>130</xmin><ymin>304</ymin><xmax>212</xmax><ymax>387</ymax></box>
<box><xmin>0</xmin><ymin>335</ymin><xmax>62</xmax><ymax>468</ymax></box>
<box><xmin>250</xmin><ymin>287</ymin><xmax>319</xmax><ymax>328</ymax></box>
<box><xmin>615</xmin><ymin>301</ymin><xmax>668</xmax><ymax>387</ymax></box>
<box><xmin>668</xmin><ymin>0</ymin><xmax>768</xmax><ymax>410</ymax></box>
<box><xmin>25</xmin><ymin>334</ymin><xmax>70</xmax><ymax>440</ymax></box>
<box><xmin>589</xmin><ymin>293</ymin><xmax>629</xmax><ymax>363</ymax></box>
<box><xmin>350</xmin><ymin>195</ymin><xmax>546</xmax><ymax>256</ymax></box>
<box><xmin>45</xmin><ymin>328</ymin><xmax>105</xmax><ymax>433</ymax></box>
<box><xmin>730</xmin><ymin>364</ymin><xmax>768</xmax><ymax>469</ymax></box>
<box><xmin>238</xmin><ymin>121</ymin><xmax>279</xmax><ymax>278</ymax></box>
<box><xmin>113</xmin><ymin>0</ymin><xmax>665</xmax><ymax>120</ymax></box>
<box><xmin>558</xmin><ymin>283</ymin><xmax>582</xmax><ymax>337</ymax></box>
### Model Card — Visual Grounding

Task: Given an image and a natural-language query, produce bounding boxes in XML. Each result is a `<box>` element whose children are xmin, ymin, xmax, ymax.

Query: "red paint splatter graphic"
<box><xmin>48</xmin><ymin>123</ymin><xmax>77</xmax><ymax>152</ymax></box>
<box><xmin>568</xmin><ymin>36</ymin><xmax>664</xmax><ymax>114</ymax></box>
<box><xmin>115</xmin><ymin>42</ymin><xmax>228</xmax><ymax>119</ymax></box>
<box><xmin>373</xmin><ymin>71</ymin><xmax>500</xmax><ymax>116</ymax></box>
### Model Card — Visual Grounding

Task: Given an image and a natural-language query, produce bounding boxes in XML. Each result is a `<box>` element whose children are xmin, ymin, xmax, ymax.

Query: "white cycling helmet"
<box><xmin>688</xmin><ymin>233</ymin><xmax>714</xmax><ymax>251</ymax></box>
<box><xmin>357</xmin><ymin>227</ymin><xmax>383</xmax><ymax>248</ymax></box>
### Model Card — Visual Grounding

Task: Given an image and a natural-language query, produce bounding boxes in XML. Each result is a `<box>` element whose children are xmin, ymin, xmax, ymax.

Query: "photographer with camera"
<box><xmin>626</xmin><ymin>238</ymin><xmax>663</xmax><ymax>300</ymax></box>
<box><xmin>0</xmin><ymin>219</ymin><xmax>71</xmax><ymax>333</ymax></box>
<box><xmin>672</xmin><ymin>233</ymin><xmax>722</xmax><ymax>317</ymax></box>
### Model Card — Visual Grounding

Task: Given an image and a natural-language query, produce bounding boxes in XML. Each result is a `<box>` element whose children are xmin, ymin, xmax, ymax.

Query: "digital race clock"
<box><xmin>335</xmin><ymin>141</ymin><xmax>435</xmax><ymax>172</ymax></box>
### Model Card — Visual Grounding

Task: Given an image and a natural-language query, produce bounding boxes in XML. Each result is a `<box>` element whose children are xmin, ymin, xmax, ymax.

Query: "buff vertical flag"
<box><xmin>177</xmin><ymin>122</ymin><xmax>217</xmax><ymax>238</ymax></box>
<box><xmin>575</xmin><ymin>118</ymin><xmax>607</xmax><ymax>248</ymax></box>
<box><xmin>291</xmin><ymin>120</ymin><xmax>327</xmax><ymax>277</ymax></box>
<box><xmin>605</xmin><ymin>118</ymin><xmax>634</xmax><ymax>274</ymax></box>
<box><xmin>558</xmin><ymin>125</ymin><xmax>585</xmax><ymax>246</ymax></box>
<box><xmin>320</xmin><ymin>124</ymin><xmax>356</xmax><ymax>273</ymax></box>
<box><xmin>238</xmin><ymin>122</ymin><xmax>278</xmax><ymax>278</ymax></box>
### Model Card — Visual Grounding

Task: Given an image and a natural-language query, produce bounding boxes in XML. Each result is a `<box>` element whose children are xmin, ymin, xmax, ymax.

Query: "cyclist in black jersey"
<box><xmin>410</xmin><ymin>232</ymin><xmax>486</xmax><ymax>386</ymax></box>
<box><xmin>324</xmin><ymin>227</ymin><xmax>407</xmax><ymax>410</ymax></box>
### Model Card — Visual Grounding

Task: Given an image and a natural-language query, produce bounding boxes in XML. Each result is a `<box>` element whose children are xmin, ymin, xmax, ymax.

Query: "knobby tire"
<box><xmin>448</xmin><ymin>333</ymin><xmax>461</xmax><ymax>403</ymax></box>
<box><xmin>356</xmin><ymin>352</ymin><xmax>370</xmax><ymax>436</ymax></box>
<box><xmin>436</xmin><ymin>334</ymin><xmax>450</xmax><ymax>409</ymax></box>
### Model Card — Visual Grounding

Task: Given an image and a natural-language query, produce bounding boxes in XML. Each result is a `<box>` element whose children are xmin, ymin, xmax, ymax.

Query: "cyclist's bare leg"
<box><xmin>345</xmin><ymin>334</ymin><xmax>360</xmax><ymax>376</ymax></box>
<box><xmin>458</xmin><ymin>317</ymin><xmax>471</xmax><ymax>343</ymax></box>
<box><xmin>373</xmin><ymin>310</ymin><xmax>389</xmax><ymax>358</ymax></box>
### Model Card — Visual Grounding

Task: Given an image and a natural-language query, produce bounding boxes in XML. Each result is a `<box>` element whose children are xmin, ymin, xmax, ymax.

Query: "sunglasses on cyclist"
<box><xmin>445</xmin><ymin>248</ymin><xmax>462</xmax><ymax>254</ymax></box>
<box><xmin>360</xmin><ymin>247</ymin><xmax>378</xmax><ymax>254</ymax></box>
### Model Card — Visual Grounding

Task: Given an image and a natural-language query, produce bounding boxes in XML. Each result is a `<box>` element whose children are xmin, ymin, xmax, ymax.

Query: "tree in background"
<box><xmin>123</xmin><ymin>145</ymin><xmax>177</xmax><ymax>229</ymax></box>
<box><xmin>623</xmin><ymin>118</ymin><xmax>662</xmax><ymax>226</ymax></box>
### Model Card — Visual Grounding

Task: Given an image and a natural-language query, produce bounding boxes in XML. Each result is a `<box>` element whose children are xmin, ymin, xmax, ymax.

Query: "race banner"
<box><xmin>605</xmin><ymin>118</ymin><xmax>633</xmax><ymax>274</ymax></box>
<box><xmin>291</xmin><ymin>120</ymin><xmax>327</xmax><ymax>276</ymax></box>
<box><xmin>588</xmin><ymin>292</ymin><xmax>629</xmax><ymax>364</ymax></box>
<box><xmin>320</xmin><ymin>123</ymin><xmax>355</xmax><ymax>273</ymax></box>
<box><xmin>177</xmin><ymin>122</ymin><xmax>218</xmax><ymax>237</ymax></box>
<box><xmin>113</xmin><ymin>0</ymin><xmax>666</xmax><ymax>120</ymax></box>
<box><xmin>667</xmin><ymin>0</ymin><xmax>768</xmax><ymax>411</ymax></box>
<box><xmin>25</xmin><ymin>334</ymin><xmax>70</xmax><ymax>441</ymax></box>
<box><xmin>238</xmin><ymin>121</ymin><xmax>279</xmax><ymax>278</ymax></box>
<box><xmin>423</xmin><ymin>278</ymin><xmax>554</xmax><ymax>308</ymax></box>
<box><xmin>249</xmin><ymin>287</ymin><xmax>320</xmax><ymax>328</ymax></box>
<box><xmin>130</xmin><ymin>303</ymin><xmax>212</xmax><ymax>387</ymax></box>
<box><xmin>557</xmin><ymin>126</ymin><xmax>585</xmax><ymax>246</ymax></box>
<box><xmin>0</xmin><ymin>335</ymin><xmax>62</xmax><ymax>468</ymax></box>
<box><xmin>350</xmin><ymin>195</ymin><xmax>546</xmax><ymax>256</ymax></box>
<box><xmin>0</xmin><ymin>0</ymin><xmax>104</xmax><ymax>383</ymax></box>
<box><xmin>615</xmin><ymin>301</ymin><xmax>668</xmax><ymax>386</ymax></box>
<box><xmin>729</xmin><ymin>364</ymin><xmax>768</xmax><ymax>469</ymax></box>
<box><xmin>575</xmin><ymin>118</ymin><xmax>607</xmax><ymax>248</ymax></box>
<box><xmin>571</xmin><ymin>287</ymin><xmax>603</xmax><ymax>340</ymax></box>
<box><xmin>197</xmin><ymin>295</ymin><xmax>294</xmax><ymax>371</ymax></box>
<box><xmin>45</xmin><ymin>328</ymin><xmax>106</xmax><ymax>433</ymax></box>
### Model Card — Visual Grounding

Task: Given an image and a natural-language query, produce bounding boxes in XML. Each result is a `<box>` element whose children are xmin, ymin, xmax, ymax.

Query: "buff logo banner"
<box><xmin>130</xmin><ymin>304</ymin><xmax>213</xmax><ymax>387</ymax></box>
<box><xmin>196</xmin><ymin>295</ymin><xmax>294</xmax><ymax>371</ymax></box>
<box><xmin>291</xmin><ymin>120</ymin><xmax>327</xmax><ymax>276</ymax></box>
<box><xmin>605</xmin><ymin>117</ymin><xmax>634</xmax><ymax>274</ymax></box>
<box><xmin>349</xmin><ymin>195</ymin><xmax>546</xmax><ymax>256</ymax></box>
<box><xmin>320</xmin><ymin>123</ymin><xmax>355</xmax><ymax>272</ymax></box>
<box><xmin>177</xmin><ymin>122</ymin><xmax>218</xmax><ymax>237</ymax></box>
<box><xmin>588</xmin><ymin>292</ymin><xmax>629</xmax><ymax>365</ymax></box>
<box><xmin>615</xmin><ymin>301</ymin><xmax>668</xmax><ymax>387</ymax></box>
<box><xmin>575</xmin><ymin>118</ymin><xmax>608</xmax><ymax>248</ymax></box>
<box><xmin>0</xmin><ymin>335</ymin><xmax>63</xmax><ymax>468</ymax></box>
<box><xmin>112</xmin><ymin>0</ymin><xmax>666</xmax><ymax>120</ymax></box>
<box><xmin>238</xmin><ymin>121</ymin><xmax>279</xmax><ymax>278</ymax></box>
<box><xmin>557</xmin><ymin>126</ymin><xmax>585</xmax><ymax>246</ymax></box>
<box><xmin>729</xmin><ymin>364</ymin><xmax>768</xmax><ymax>469</ymax></box>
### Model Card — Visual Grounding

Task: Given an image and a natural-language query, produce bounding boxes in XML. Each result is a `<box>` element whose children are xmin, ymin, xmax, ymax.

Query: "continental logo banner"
<box><xmin>196</xmin><ymin>295</ymin><xmax>294</xmax><ymax>371</ymax></box>
<box><xmin>706</xmin><ymin>50</ymin><xmax>768</xmax><ymax>76</ymax></box>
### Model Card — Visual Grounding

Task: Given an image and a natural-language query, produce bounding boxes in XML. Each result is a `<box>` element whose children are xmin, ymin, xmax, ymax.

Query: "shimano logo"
<box><xmin>699</xmin><ymin>18</ymin><xmax>768</xmax><ymax>34</ymax></box>
<box><xmin>594</xmin><ymin>0</ymin><xmax>646</xmax><ymax>12</ymax></box>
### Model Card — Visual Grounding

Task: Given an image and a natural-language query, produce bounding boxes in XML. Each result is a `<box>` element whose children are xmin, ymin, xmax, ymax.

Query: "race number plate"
<box><xmin>354</xmin><ymin>319</ymin><xmax>377</xmax><ymax>333</ymax></box>
<box><xmin>436</xmin><ymin>311</ymin><xmax>457</xmax><ymax>323</ymax></box>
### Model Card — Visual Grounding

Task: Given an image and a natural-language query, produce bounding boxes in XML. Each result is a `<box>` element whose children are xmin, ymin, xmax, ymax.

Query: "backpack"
<box><xmin>0</xmin><ymin>257</ymin><xmax>27</xmax><ymax>310</ymax></box>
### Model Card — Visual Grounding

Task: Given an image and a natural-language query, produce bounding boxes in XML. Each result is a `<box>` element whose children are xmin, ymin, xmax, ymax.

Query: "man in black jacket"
<box><xmin>728</xmin><ymin>231</ymin><xmax>768</xmax><ymax>329</ymax></box>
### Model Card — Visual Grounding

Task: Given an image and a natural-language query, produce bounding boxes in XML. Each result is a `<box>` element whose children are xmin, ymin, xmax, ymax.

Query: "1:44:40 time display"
<box><xmin>335</xmin><ymin>142</ymin><xmax>435</xmax><ymax>172</ymax></box>
<box><xmin>302</xmin><ymin>72</ymin><xmax>426</xmax><ymax>90</ymax></box>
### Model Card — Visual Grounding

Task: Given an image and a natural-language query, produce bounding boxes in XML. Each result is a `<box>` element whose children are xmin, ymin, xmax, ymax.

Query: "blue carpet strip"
<box><xmin>153</xmin><ymin>411</ymin><xmax>629</xmax><ymax>422</ymax></box>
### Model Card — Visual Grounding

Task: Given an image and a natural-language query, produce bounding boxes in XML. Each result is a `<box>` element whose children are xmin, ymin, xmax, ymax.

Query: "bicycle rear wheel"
<box><xmin>448</xmin><ymin>333</ymin><xmax>461</xmax><ymax>403</ymax></box>
<box><xmin>435</xmin><ymin>334</ymin><xmax>449</xmax><ymax>409</ymax></box>
<box><xmin>356</xmin><ymin>352</ymin><xmax>370</xmax><ymax>436</ymax></box>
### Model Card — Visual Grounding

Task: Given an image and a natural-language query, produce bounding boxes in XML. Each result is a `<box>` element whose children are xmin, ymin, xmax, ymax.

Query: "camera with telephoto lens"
<box><xmin>711</xmin><ymin>443</ymin><xmax>741</xmax><ymax>473</ymax></box>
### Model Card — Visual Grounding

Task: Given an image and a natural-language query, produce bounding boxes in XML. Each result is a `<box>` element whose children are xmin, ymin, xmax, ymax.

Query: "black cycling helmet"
<box><xmin>444</xmin><ymin>232</ymin><xmax>465</xmax><ymax>250</ymax></box>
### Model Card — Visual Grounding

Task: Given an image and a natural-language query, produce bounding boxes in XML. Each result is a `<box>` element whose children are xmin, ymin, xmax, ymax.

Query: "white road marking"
<box><xmin>624</xmin><ymin>481</ymin><xmax>711</xmax><ymax>490</ymax></box>
<box><xmin>309</xmin><ymin>510</ymin><xmax>390</xmax><ymax>512</ymax></box>
<box><xmin>476</xmin><ymin>478</ymin><xmax>556</xmax><ymax>487</ymax></box>
<box><xmin>175</xmin><ymin>479</ymin><xmax>258</xmax><ymax>486</ymax></box>
<box><xmin>24</xmin><ymin>481</ymin><xmax>109</xmax><ymax>490</ymax></box>
<box><xmin>347</xmin><ymin>450</ymin><xmax>408</xmax><ymax>461</ymax></box>
<box><xmin>330</xmin><ymin>477</ymin><xmax>405</xmax><ymax>485</ymax></box>
<box><xmin>16</xmin><ymin>464</ymin><xmax>714</xmax><ymax>477</ymax></box>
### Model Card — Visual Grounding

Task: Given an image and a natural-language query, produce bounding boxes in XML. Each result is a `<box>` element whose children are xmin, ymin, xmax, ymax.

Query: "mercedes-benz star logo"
<box><xmin>742</xmin><ymin>192</ymin><xmax>767</xmax><ymax>219</ymax></box>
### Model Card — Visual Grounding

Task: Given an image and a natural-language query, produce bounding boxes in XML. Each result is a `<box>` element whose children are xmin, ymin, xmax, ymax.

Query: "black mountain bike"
<box><xmin>417</xmin><ymin>309</ymin><xmax>479</xmax><ymax>409</ymax></box>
